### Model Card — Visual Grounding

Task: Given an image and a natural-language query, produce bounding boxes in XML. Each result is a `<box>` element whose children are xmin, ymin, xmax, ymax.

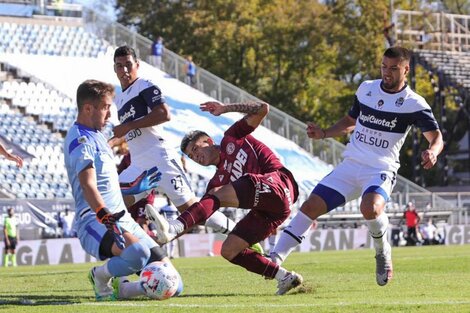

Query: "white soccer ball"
<box><xmin>140</xmin><ymin>261</ymin><xmax>180</xmax><ymax>300</ymax></box>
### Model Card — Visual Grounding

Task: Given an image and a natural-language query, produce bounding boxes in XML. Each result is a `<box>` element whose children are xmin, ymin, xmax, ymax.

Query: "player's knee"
<box><xmin>300</xmin><ymin>195</ymin><xmax>326</xmax><ymax>219</ymax></box>
<box><xmin>122</xmin><ymin>242</ymin><xmax>151</xmax><ymax>272</ymax></box>
<box><xmin>147</xmin><ymin>246</ymin><xmax>168</xmax><ymax>264</ymax></box>
<box><xmin>360</xmin><ymin>199</ymin><xmax>385</xmax><ymax>219</ymax></box>
<box><xmin>220</xmin><ymin>241</ymin><xmax>239</xmax><ymax>261</ymax></box>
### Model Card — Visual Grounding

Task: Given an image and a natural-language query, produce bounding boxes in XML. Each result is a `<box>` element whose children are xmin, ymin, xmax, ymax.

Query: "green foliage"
<box><xmin>1</xmin><ymin>246</ymin><xmax>470</xmax><ymax>312</ymax></box>
<box><xmin>115</xmin><ymin>0</ymin><xmax>392</xmax><ymax>127</ymax></box>
<box><xmin>441</xmin><ymin>0</ymin><xmax>470</xmax><ymax>14</ymax></box>
<box><xmin>114</xmin><ymin>0</ymin><xmax>466</xmax><ymax>185</ymax></box>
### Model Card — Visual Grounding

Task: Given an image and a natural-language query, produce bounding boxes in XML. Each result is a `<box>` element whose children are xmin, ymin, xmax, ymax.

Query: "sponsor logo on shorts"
<box><xmin>253</xmin><ymin>182</ymin><xmax>271</xmax><ymax>207</ymax></box>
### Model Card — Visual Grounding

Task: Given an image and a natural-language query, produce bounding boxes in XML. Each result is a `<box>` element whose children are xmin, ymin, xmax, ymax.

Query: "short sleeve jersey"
<box><xmin>206</xmin><ymin>119</ymin><xmax>284</xmax><ymax>191</ymax></box>
<box><xmin>64</xmin><ymin>123</ymin><xmax>126</xmax><ymax>215</ymax></box>
<box><xmin>344</xmin><ymin>79</ymin><xmax>439</xmax><ymax>172</ymax></box>
<box><xmin>114</xmin><ymin>77</ymin><xmax>176</xmax><ymax>166</ymax></box>
<box><xmin>4</xmin><ymin>216</ymin><xmax>17</xmax><ymax>237</ymax></box>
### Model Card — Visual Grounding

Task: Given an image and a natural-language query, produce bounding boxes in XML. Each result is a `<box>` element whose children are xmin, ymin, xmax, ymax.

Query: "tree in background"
<box><xmin>115</xmin><ymin>0</ymin><xmax>391</xmax><ymax>131</ymax></box>
<box><xmin>114</xmin><ymin>0</ymin><xmax>466</xmax><ymax>186</ymax></box>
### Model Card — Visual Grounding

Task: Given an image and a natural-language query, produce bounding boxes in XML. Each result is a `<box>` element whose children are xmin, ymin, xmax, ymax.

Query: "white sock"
<box><xmin>96</xmin><ymin>263</ymin><xmax>112</xmax><ymax>282</ymax></box>
<box><xmin>169</xmin><ymin>219</ymin><xmax>185</xmax><ymax>234</ymax></box>
<box><xmin>274</xmin><ymin>267</ymin><xmax>288</xmax><ymax>281</ymax></box>
<box><xmin>365</xmin><ymin>212</ymin><xmax>390</xmax><ymax>253</ymax></box>
<box><xmin>272</xmin><ymin>211</ymin><xmax>313</xmax><ymax>263</ymax></box>
<box><xmin>268</xmin><ymin>233</ymin><xmax>277</xmax><ymax>252</ymax></box>
<box><xmin>205</xmin><ymin>211</ymin><xmax>235</xmax><ymax>234</ymax></box>
<box><xmin>118</xmin><ymin>281</ymin><xmax>145</xmax><ymax>299</ymax></box>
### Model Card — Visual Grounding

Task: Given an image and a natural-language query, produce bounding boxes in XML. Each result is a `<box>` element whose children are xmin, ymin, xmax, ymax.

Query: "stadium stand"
<box><xmin>393</xmin><ymin>9</ymin><xmax>470</xmax><ymax>186</ymax></box>
<box><xmin>0</xmin><ymin>2</ymin><xmax>35</xmax><ymax>18</ymax></box>
<box><xmin>0</xmin><ymin>6</ymin><xmax>466</xmax><ymax>229</ymax></box>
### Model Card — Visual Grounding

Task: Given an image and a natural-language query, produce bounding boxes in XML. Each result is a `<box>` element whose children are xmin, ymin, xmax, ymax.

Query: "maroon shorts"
<box><xmin>231</xmin><ymin>168</ymin><xmax>299</xmax><ymax>245</ymax></box>
<box><xmin>128</xmin><ymin>190</ymin><xmax>156</xmax><ymax>220</ymax></box>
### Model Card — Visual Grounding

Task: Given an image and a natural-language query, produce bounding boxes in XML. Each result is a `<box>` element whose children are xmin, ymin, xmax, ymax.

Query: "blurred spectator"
<box><xmin>3</xmin><ymin>208</ymin><xmax>19</xmax><ymax>267</ymax></box>
<box><xmin>150</xmin><ymin>36</ymin><xmax>164</xmax><ymax>69</ymax></box>
<box><xmin>403</xmin><ymin>202</ymin><xmax>421</xmax><ymax>246</ymax></box>
<box><xmin>420</xmin><ymin>218</ymin><xmax>440</xmax><ymax>245</ymax></box>
<box><xmin>184</xmin><ymin>55</ymin><xmax>196</xmax><ymax>87</ymax></box>
<box><xmin>60</xmin><ymin>208</ymin><xmax>75</xmax><ymax>238</ymax></box>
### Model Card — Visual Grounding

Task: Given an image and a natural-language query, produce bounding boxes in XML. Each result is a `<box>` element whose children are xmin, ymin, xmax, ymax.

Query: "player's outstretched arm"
<box><xmin>0</xmin><ymin>142</ymin><xmax>23</xmax><ymax>168</ymax></box>
<box><xmin>200</xmin><ymin>101</ymin><xmax>268</xmax><ymax>129</ymax></box>
<box><xmin>307</xmin><ymin>115</ymin><xmax>356</xmax><ymax>140</ymax></box>
<box><xmin>421</xmin><ymin>129</ymin><xmax>443</xmax><ymax>170</ymax></box>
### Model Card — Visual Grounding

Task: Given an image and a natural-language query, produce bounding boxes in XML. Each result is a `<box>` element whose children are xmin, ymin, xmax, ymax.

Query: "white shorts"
<box><xmin>318</xmin><ymin>158</ymin><xmax>396</xmax><ymax>203</ymax></box>
<box><xmin>119</xmin><ymin>157</ymin><xmax>195</xmax><ymax>207</ymax></box>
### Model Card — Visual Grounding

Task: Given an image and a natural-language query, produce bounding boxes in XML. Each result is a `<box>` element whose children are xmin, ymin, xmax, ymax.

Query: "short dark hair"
<box><xmin>114</xmin><ymin>45</ymin><xmax>138</xmax><ymax>62</ymax></box>
<box><xmin>180</xmin><ymin>130</ymin><xmax>209</xmax><ymax>154</ymax></box>
<box><xmin>76</xmin><ymin>79</ymin><xmax>115</xmax><ymax>111</ymax></box>
<box><xmin>383</xmin><ymin>46</ymin><xmax>412</xmax><ymax>63</ymax></box>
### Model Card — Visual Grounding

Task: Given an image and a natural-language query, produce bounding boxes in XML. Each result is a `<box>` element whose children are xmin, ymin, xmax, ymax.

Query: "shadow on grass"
<box><xmin>0</xmin><ymin>281</ymin><xmax>316</xmax><ymax>306</ymax></box>
<box><xmin>0</xmin><ymin>294</ymin><xmax>80</xmax><ymax>306</ymax></box>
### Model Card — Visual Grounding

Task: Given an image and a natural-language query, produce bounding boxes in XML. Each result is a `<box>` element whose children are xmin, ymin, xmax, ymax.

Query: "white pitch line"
<box><xmin>74</xmin><ymin>300</ymin><xmax>470</xmax><ymax>308</ymax></box>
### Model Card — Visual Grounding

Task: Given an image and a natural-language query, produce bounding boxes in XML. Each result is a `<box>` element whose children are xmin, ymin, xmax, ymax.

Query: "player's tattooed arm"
<box><xmin>228</xmin><ymin>101</ymin><xmax>269</xmax><ymax>129</ymax></box>
<box><xmin>222</xmin><ymin>101</ymin><xmax>266</xmax><ymax>116</ymax></box>
<box><xmin>200</xmin><ymin>101</ymin><xmax>268</xmax><ymax>119</ymax></box>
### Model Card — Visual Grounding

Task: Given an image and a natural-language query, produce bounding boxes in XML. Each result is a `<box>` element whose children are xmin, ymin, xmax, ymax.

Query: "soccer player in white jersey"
<box><xmin>270</xmin><ymin>46</ymin><xmax>443</xmax><ymax>286</ymax></box>
<box><xmin>64</xmin><ymin>80</ymin><xmax>181</xmax><ymax>301</ymax></box>
<box><xmin>111</xmin><ymin>45</ymin><xmax>239</xmax><ymax>237</ymax></box>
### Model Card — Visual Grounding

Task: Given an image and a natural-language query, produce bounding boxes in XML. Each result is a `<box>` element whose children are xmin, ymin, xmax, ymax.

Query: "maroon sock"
<box><xmin>177</xmin><ymin>194</ymin><xmax>220</xmax><ymax>229</ymax></box>
<box><xmin>229</xmin><ymin>249</ymin><xmax>279</xmax><ymax>279</ymax></box>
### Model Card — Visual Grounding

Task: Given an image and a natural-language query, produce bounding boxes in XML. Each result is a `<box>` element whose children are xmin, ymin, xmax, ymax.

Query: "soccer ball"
<box><xmin>140</xmin><ymin>261</ymin><xmax>180</xmax><ymax>300</ymax></box>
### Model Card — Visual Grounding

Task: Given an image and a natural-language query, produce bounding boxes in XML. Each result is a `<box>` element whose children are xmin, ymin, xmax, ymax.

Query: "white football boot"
<box><xmin>276</xmin><ymin>271</ymin><xmax>303</xmax><ymax>295</ymax></box>
<box><xmin>375</xmin><ymin>244</ymin><xmax>393</xmax><ymax>286</ymax></box>
<box><xmin>88</xmin><ymin>266</ymin><xmax>114</xmax><ymax>301</ymax></box>
<box><xmin>145</xmin><ymin>204</ymin><xmax>176</xmax><ymax>245</ymax></box>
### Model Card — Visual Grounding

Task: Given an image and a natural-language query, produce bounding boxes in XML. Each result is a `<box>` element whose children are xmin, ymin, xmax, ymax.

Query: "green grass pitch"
<box><xmin>1</xmin><ymin>245</ymin><xmax>469</xmax><ymax>313</ymax></box>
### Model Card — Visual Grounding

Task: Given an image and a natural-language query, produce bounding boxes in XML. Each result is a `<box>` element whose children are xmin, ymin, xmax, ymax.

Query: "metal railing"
<box><xmin>394</xmin><ymin>9</ymin><xmax>470</xmax><ymax>52</ymax></box>
<box><xmin>81</xmin><ymin>7</ymin><xmax>456</xmax><ymax>208</ymax></box>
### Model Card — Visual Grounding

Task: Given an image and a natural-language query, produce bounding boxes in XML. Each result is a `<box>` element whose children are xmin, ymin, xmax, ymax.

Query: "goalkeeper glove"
<box><xmin>96</xmin><ymin>207</ymin><xmax>126</xmax><ymax>249</ymax></box>
<box><xmin>120</xmin><ymin>166</ymin><xmax>162</xmax><ymax>195</ymax></box>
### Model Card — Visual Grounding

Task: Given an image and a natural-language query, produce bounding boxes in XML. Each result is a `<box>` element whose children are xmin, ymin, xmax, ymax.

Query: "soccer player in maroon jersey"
<box><xmin>146</xmin><ymin>100</ymin><xmax>303</xmax><ymax>295</ymax></box>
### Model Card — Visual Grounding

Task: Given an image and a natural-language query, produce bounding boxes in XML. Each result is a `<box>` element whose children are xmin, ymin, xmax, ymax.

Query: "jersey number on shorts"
<box><xmin>171</xmin><ymin>175</ymin><xmax>184</xmax><ymax>192</ymax></box>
